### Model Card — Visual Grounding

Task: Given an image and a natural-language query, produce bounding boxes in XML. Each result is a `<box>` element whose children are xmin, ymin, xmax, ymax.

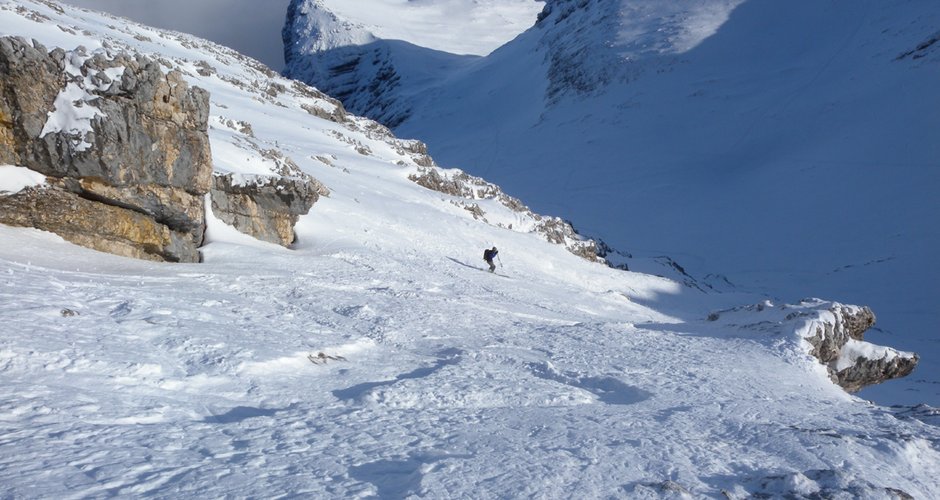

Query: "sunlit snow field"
<box><xmin>1</xmin><ymin>0</ymin><xmax>939</xmax><ymax>497</ymax></box>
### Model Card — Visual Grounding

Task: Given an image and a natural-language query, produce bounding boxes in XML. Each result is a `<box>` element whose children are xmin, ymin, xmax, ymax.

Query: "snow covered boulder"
<box><xmin>709</xmin><ymin>299</ymin><xmax>918</xmax><ymax>393</ymax></box>
<box><xmin>802</xmin><ymin>304</ymin><xmax>919</xmax><ymax>393</ymax></box>
<box><xmin>0</xmin><ymin>37</ymin><xmax>211</xmax><ymax>262</ymax></box>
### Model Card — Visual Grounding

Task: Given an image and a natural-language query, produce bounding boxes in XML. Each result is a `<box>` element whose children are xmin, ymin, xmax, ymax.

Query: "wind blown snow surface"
<box><xmin>2</xmin><ymin>0</ymin><xmax>940</xmax><ymax>497</ymax></box>
<box><xmin>383</xmin><ymin>0</ymin><xmax>940</xmax><ymax>407</ymax></box>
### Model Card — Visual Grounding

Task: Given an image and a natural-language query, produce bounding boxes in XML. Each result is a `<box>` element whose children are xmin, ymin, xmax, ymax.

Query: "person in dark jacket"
<box><xmin>483</xmin><ymin>246</ymin><xmax>498</xmax><ymax>272</ymax></box>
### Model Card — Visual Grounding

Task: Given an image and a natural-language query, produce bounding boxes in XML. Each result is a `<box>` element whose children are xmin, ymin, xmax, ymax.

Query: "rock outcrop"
<box><xmin>0</xmin><ymin>37</ymin><xmax>212</xmax><ymax>262</ymax></box>
<box><xmin>803</xmin><ymin>304</ymin><xmax>919</xmax><ymax>393</ymax></box>
<box><xmin>406</xmin><ymin>156</ymin><xmax>605</xmax><ymax>264</ymax></box>
<box><xmin>1</xmin><ymin>183</ymin><xmax>199</xmax><ymax>262</ymax></box>
<box><xmin>210</xmin><ymin>172</ymin><xmax>325</xmax><ymax>247</ymax></box>
<box><xmin>708</xmin><ymin>299</ymin><xmax>919</xmax><ymax>393</ymax></box>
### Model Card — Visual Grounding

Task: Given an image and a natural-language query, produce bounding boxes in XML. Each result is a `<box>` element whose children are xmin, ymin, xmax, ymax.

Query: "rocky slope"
<box><xmin>709</xmin><ymin>299</ymin><xmax>919</xmax><ymax>393</ymax></box>
<box><xmin>1</xmin><ymin>0</ymin><xmax>606</xmax><ymax>265</ymax></box>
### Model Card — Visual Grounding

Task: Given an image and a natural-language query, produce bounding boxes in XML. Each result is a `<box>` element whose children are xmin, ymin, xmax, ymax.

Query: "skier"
<box><xmin>483</xmin><ymin>246</ymin><xmax>499</xmax><ymax>273</ymax></box>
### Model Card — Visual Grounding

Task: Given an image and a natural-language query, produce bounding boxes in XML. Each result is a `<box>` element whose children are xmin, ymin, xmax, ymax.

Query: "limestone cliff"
<box><xmin>0</xmin><ymin>36</ymin><xmax>327</xmax><ymax>258</ymax></box>
<box><xmin>0</xmin><ymin>36</ymin><xmax>211</xmax><ymax>262</ymax></box>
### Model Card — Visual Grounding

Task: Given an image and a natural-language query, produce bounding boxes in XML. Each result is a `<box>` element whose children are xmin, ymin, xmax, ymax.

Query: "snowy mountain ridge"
<box><xmin>1</xmin><ymin>0</ymin><xmax>939</xmax><ymax>497</ymax></box>
<box><xmin>284</xmin><ymin>0</ymin><xmax>545</xmax><ymax>57</ymax></box>
<box><xmin>534</xmin><ymin>0</ymin><xmax>746</xmax><ymax>101</ymax></box>
<box><xmin>286</xmin><ymin>0</ymin><xmax>940</xmax><ymax>406</ymax></box>
<box><xmin>282</xmin><ymin>0</ymin><xmax>545</xmax><ymax>126</ymax></box>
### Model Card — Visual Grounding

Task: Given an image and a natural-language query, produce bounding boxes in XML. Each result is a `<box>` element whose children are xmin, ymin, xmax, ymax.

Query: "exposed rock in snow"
<box><xmin>0</xmin><ymin>36</ymin><xmax>212</xmax><ymax>262</ymax></box>
<box><xmin>896</xmin><ymin>29</ymin><xmax>940</xmax><ymax>61</ymax></box>
<box><xmin>0</xmin><ymin>182</ymin><xmax>201</xmax><ymax>261</ymax></box>
<box><xmin>709</xmin><ymin>299</ymin><xmax>919</xmax><ymax>393</ymax></box>
<box><xmin>800</xmin><ymin>303</ymin><xmax>918</xmax><ymax>392</ymax></box>
<box><xmin>407</xmin><ymin>158</ymin><xmax>604</xmax><ymax>263</ymax></box>
<box><xmin>735</xmin><ymin>468</ymin><xmax>914</xmax><ymax>499</ymax></box>
<box><xmin>210</xmin><ymin>170</ymin><xmax>325</xmax><ymax>247</ymax></box>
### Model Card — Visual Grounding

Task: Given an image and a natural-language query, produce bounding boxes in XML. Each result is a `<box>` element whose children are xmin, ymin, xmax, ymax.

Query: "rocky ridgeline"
<box><xmin>281</xmin><ymin>0</ymin><xmax>453</xmax><ymax>129</ymax></box>
<box><xmin>708</xmin><ymin>299</ymin><xmax>919</xmax><ymax>392</ymax></box>
<box><xmin>0</xmin><ymin>36</ymin><xmax>323</xmax><ymax>260</ymax></box>
<box><xmin>398</xmin><ymin>140</ymin><xmax>605</xmax><ymax>264</ymax></box>
<box><xmin>534</xmin><ymin>0</ymin><xmax>623</xmax><ymax>103</ymax></box>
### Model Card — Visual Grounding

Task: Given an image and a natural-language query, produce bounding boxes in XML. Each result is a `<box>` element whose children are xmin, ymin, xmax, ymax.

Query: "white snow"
<box><xmin>1</xmin><ymin>0</ymin><xmax>939</xmax><ymax>497</ymax></box>
<box><xmin>313</xmin><ymin>0</ymin><xmax>545</xmax><ymax>56</ymax></box>
<box><xmin>615</xmin><ymin>0</ymin><xmax>745</xmax><ymax>56</ymax></box>
<box><xmin>835</xmin><ymin>339</ymin><xmax>906</xmax><ymax>372</ymax></box>
<box><xmin>0</xmin><ymin>165</ymin><xmax>46</xmax><ymax>193</ymax></box>
<box><xmin>39</xmin><ymin>81</ymin><xmax>104</xmax><ymax>152</ymax></box>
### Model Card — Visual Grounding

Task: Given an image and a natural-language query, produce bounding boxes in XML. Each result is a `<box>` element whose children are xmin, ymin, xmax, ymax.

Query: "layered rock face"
<box><xmin>210</xmin><ymin>172</ymin><xmax>325</xmax><ymax>247</ymax></box>
<box><xmin>0</xmin><ymin>37</ymin><xmax>212</xmax><ymax>262</ymax></box>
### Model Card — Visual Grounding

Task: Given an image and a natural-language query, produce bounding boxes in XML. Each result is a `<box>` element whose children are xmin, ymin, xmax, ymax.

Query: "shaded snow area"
<box><xmin>614</xmin><ymin>0</ymin><xmax>746</xmax><ymax>57</ymax></box>
<box><xmin>388</xmin><ymin>0</ymin><xmax>940</xmax><ymax>406</ymax></box>
<box><xmin>1</xmin><ymin>0</ymin><xmax>939</xmax><ymax>497</ymax></box>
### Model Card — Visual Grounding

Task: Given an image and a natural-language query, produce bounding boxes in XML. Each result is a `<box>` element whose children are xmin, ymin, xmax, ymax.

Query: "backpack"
<box><xmin>483</xmin><ymin>249</ymin><xmax>493</xmax><ymax>261</ymax></box>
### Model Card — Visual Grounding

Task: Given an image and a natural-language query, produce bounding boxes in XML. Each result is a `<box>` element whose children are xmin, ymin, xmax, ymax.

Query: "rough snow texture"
<box><xmin>1</xmin><ymin>1</ymin><xmax>937</xmax><ymax>497</ymax></box>
<box><xmin>2</xmin><ymin>223</ymin><xmax>938</xmax><ymax>498</ymax></box>
<box><xmin>296</xmin><ymin>0</ymin><xmax>940</xmax><ymax>405</ymax></box>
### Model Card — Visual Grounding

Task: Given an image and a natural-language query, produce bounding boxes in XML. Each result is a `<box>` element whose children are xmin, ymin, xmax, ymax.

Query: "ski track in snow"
<box><xmin>2</xmin><ymin>229</ymin><xmax>939</xmax><ymax>497</ymax></box>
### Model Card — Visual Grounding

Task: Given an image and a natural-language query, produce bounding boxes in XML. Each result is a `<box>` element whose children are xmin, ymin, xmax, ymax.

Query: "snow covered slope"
<box><xmin>284</xmin><ymin>0</ymin><xmax>544</xmax><ymax>57</ymax></box>
<box><xmin>282</xmin><ymin>0</ymin><xmax>544</xmax><ymax>126</ymax></box>
<box><xmin>1</xmin><ymin>0</ymin><xmax>939</xmax><ymax>497</ymax></box>
<box><xmin>292</xmin><ymin>0</ymin><xmax>940</xmax><ymax>406</ymax></box>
